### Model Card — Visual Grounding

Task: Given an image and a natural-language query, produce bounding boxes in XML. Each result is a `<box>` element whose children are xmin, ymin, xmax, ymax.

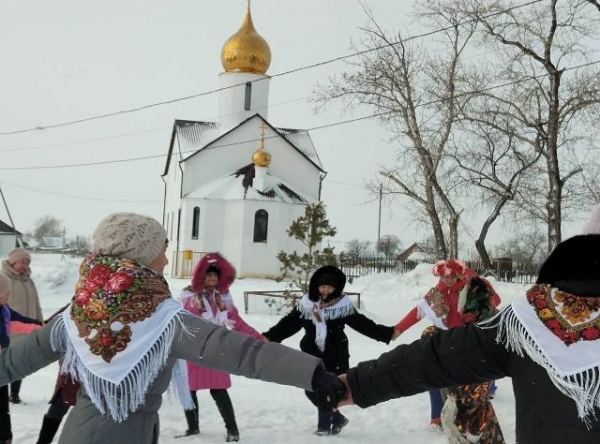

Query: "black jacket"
<box><xmin>264</xmin><ymin>305</ymin><xmax>394</xmax><ymax>374</ymax></box>
<box><xmin>346</xmin><ymin>319</ymin><xmax>600</xmax><ymax>444</ymax></box>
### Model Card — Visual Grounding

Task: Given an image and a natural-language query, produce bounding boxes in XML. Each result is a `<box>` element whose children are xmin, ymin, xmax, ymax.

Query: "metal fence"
<box><xmin>170</xmin><ymin>250</ymin><xmax>207</xmax><ymax>278</ymax></box>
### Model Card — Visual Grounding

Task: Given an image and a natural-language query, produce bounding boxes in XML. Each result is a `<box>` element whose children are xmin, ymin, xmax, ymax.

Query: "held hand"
<box><xmin>260</xmin><ymin>335</ymin><xmax>270</xmax><ymax>342</ymax></box>
<box><xmin>391</xmin><ymin>328</ymin><xmax>402</xmax><ymax>341</ymax></box>
<box><xmin>312</xmin><ymin>368</ymin><xmax>347</xmax><ymax>410</ymax></box>
<box><xmin>336</xmin><ymin>374</ymin><xmax>354</xmax><ymax>407</ymax></box>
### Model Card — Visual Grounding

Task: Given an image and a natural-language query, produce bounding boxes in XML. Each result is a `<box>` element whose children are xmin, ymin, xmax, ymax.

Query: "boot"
<box><xmin>175</xmin><ymin>409</ymin><xmax>199</xmax><ymax>438</ymax></box>
<box><xmin>314</xmin><ymin>410</ymin><xmax>332</xmax><ymax>436</ymax></box>
<box><xmin>331</xmin><ymin>412</ymin><xmax>349</xmax><ymax>435</ymax></box>
<box><xmin>37</xmin><ymin>415</ymin><xmax>62</xmax><ymax>444</ymax></box>
<box><xmin>212</xmin><ymin>390</ymin><xmax>239</xmax><ymax>442</ymax></box>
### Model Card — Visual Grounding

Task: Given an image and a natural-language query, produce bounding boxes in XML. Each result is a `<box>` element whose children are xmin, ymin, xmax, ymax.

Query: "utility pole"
<box><xmin>376</xmin><ymin>183</ymin><xmax>382</xmax><ymax>257</ymax></box>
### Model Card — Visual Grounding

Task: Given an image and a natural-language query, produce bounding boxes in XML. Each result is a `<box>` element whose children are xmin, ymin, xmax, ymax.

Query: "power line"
<box><xmin>0</xmin><ymin>0</ymin><xmax>544</xmax><ymax>136</ymax></box>
<box><xmin>2</xmin><ymin>181</ymin><xmax>161</xmax><ymax>203</ymax></box>
<box><xmin>0</xmin><ymin>57</ymin><xmax>598</xmax><ymax>171</ymax></box>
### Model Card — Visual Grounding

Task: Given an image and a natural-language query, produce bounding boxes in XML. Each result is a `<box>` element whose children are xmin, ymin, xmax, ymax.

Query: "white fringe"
<box><xmin>50</xmin><ymin>312</ymin><xmax>194</xmax><ymax>422</ymax></box>
<box><xmin>297</xmin><ymin>299</ymin><xmax>355</xmax><ymax>321</ymax></box>
<box><xmin>479</xmin><ymin>305</ymin><xmax>600</xmax><ymax>427</ymax></box>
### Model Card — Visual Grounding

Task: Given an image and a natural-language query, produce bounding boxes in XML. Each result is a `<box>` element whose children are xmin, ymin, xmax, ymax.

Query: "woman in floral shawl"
<box><xmin>0</xmin><ymin>213</ymin><xmax>346</xmax><ymax>444</ymax></box>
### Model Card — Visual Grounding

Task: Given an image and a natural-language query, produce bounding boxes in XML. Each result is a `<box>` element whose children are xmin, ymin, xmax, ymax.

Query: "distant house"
<box><xmin>396</xmin><ymin>243</ymin><xmax>436</xmax><ymax>263</ymax></box>
<box><xmin>0</xmin><ymin>220</ymin><xmax>21</xmax><ymax>258</ymax></box>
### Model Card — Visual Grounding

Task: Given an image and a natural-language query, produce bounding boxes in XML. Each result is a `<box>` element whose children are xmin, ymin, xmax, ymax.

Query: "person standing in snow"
<box><xmin>0</xmin><ymin>271</ymin><xmax>43</xmax><ymax>444</ymax></box>
<box><xmin>393</xmin><ymin>259</ymin><xmax>503</xmax><ymax>443</ymax></box>
<box><xmin>0</xmin><ymin>212</ymin><xmax>346</xmax><ymax>444</ymax></box>
<box><xmin>262</xmin><ymin>265</ymin><xmax>396</xmax><ymax>436</ymax></box>
<box><xmin>1</xmin><ymin>248</ymin><xmax>43</xmax><ymax>404</ymax></box>
<box><xmin>334</xmin><ymin>204</ymin><xmax>600</xmax><ymax>444</ymax></box>
<box><xmin>176</xmin><ymin>252</ymin><xmax>267</xmax><ymax>442</ymax></box>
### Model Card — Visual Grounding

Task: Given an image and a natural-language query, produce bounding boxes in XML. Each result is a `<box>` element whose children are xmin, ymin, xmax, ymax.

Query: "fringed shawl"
<box><xmin>481</xmin><ymin>284</ymin><xmax>600</xmax><ymax>426</ymax></box>
<box><xmin>49</xmin><ymin>254</ymin><xmax>194</xmax><ymax>422</ymax></box>
<box><xmin>298</xmin><ymin>293</ymin><xmax>355</xmax><ymax>352</ymax></box>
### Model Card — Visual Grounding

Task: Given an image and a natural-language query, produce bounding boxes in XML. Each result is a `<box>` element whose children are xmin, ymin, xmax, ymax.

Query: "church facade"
<box><xmin>162</xmin><ymin>3</ymin><xmax>325</xmax><ymax>278</ymax></box>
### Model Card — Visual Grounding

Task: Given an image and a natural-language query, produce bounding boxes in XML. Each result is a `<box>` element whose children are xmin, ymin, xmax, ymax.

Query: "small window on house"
<box><xmin>244</xmin><ymin>82</ymin><xmax>252</xmax><ymax>111</ymax></box>
<box><xmin>253</xmin><ymin>209</ymin><xmax>268</xmax><ymax>243</ymax></box>
<box><xmin>192</xmin><ymin>207</ymin><xmax>200</xmax><ymax>239</ymax></box>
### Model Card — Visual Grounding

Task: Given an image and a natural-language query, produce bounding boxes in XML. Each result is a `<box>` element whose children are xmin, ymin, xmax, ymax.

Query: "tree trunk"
<box><xmin>546</xmin><ymin>71</ymin><xmax>563</xmax><ymax>252</ymax></box>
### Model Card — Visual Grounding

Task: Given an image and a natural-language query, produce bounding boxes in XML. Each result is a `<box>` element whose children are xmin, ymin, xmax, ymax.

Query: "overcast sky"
<box><xmin>0</xmin><ymin>0</ymin><xmax>586</xmax><ymax>254</ymax></box>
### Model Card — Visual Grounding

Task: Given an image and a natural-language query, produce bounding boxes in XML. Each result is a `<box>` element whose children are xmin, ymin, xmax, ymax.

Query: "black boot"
<box><xmin>211</xmin><ymin>390</ymin><xmax>239</xmax><ymax>442</ymax></box>
<box><xmin>175</xmin><ymin>409</ymin><xmax>199</xmax><ymax>438</ymax></box>
<box><xmin>331</xmin><ymin>411</ymin><xmax>349</xmax><ymax>435</ymax></box>
<box><xmin>314</xmin><ymin>410</ymin><xmax>332</xmax><ymax>436</ymax></box>
<box><xmin>37</xmin><ymin>415</ymin><xmax>62</xmax><ymax>444</ymax></box>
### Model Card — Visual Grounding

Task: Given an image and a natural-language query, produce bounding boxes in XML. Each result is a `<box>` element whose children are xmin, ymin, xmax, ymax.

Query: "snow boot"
<box><xmin>212</xmin><ymin>390</ymin><xmax>239</xmax><ymax>442</ymax></box>
<box><xmin>331</xmin><ymin>412</ymin><xmax>349</xmax><ymax>435</ymax></box>
<box><xmin>313</xmin><ymin>410</ymin><xmax>332</xmax><ymax>436</ymax></box>
<box><xmin>175</xmin><ymin>409</ymin><xmax>199</xmax><ymax>438</ymax></box>
<box><xmin>37</xmin><ymin>415</ymin><xmax>62</xmax><ymax>444</ymax></box>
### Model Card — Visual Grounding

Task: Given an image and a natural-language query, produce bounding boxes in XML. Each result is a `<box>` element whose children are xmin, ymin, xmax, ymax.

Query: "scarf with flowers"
<box><xmin>298</xmin><ymin>293</ymin><xmax>354</xmax><ymax>352</ymax></box>
<box><xmin>181</xmin><ymin>286</ymin><xmax>235</xmax><ymax>329</ymax></box>
<box><xmin>49</xmin><ymin>254</ymin><xmax>194</xmax><ymax>422</ymax></box>
<box><xmin>481</xmin><ymin>284</ymin><xmax>600</xmax><ymax>426</ymax></box>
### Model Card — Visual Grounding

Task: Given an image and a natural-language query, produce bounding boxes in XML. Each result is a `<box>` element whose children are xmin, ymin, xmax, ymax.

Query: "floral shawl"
<box><xmin>481</xmin><ymin>284</ymin><xmax>600</xmax><ymax>426</ymax></box>
<box><xmin>50</xmin><ymin>254</ymin><xmax>193</xmax><ymax>422</ymax></box>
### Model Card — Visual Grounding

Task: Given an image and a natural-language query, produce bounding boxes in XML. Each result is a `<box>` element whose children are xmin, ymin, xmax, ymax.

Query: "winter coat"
<box><xmin>0</xmin><ymin>304</ymin><xmax>42</xmax><ymax>348</ymax></box>
<box><xmin>1</xmin><ymin>259</ymin><xmax>43</xmax><ymax>343</ymax></box>
<box><xmin>263</xmin><ymin>266</ymin><xmax>394</xmax><ymax>374</ymax></box>
<box><xmin>346</xmin><ymin>323</ymin><xmax>600</xmax><ymax>444</ymax></box>
<box><xmin>181</xmin><ymin>290</ymin><xmax>263</xmax><ymax>390</ymax></box>
<box><xmin>0</xmin><ymin>310</ymin><xmax>322</xmax><ymax>444</ymax></box>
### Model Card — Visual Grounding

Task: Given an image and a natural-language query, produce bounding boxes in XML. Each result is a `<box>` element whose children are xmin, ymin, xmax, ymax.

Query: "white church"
<box><xmin>162</xmin><ymin>3</ymin><xmax>326</xmax><ymax>278</ymax></box>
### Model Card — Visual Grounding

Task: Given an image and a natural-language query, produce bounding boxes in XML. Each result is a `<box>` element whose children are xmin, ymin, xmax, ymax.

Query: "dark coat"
<box><xmin>264</xmin><ymin>266</ymin><xmax>394</xmax><ymax>374</ymax></box>
<box><xmin>346</xmin><ymin>234</ymin><xmax>600</xmax><ymax>444</ymax></box>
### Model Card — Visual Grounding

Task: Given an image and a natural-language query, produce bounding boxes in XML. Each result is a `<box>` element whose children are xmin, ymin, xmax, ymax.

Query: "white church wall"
<box><xmin>218</xmin><ymin>72</ymin><xmax>270</xmax><ymax>130</ymax></box>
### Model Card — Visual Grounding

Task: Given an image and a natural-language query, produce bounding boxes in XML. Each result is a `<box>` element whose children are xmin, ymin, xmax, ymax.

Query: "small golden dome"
<box><xmin>221</xmin><ymin>2</ymin><xmax>271</xmax><ymax>75</ymax></box>
<box><xmin>252</xmin><ymin>149</ymin><xmax>271</xmax><ymax>167</ymax></box>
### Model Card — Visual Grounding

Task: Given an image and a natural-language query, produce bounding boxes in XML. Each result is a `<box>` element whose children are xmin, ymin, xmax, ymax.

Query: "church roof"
<box><xmin>163</xmin><ymin>114</ymin><xmax>324</xmax><ymax>176</ymax></box>
<box><xmin>185</xmin><ymin>163</ymin><xmax>315</xmax><ymax>204</ymax></box>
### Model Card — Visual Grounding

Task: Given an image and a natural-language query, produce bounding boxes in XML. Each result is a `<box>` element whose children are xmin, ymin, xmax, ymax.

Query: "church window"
<box><xmin>192</xmin><ymin>207</ymin><xmax>200</xmax><ymax>239</ymax></box>
<box><xmin>253</xmin><ymin>209</ymin><xmax>268</xmax><ymax>243</ymax></box>
<box><xmin>244</xmin><ymin>82</ymin><xmax>252</xmax><ymax>111</ymax></box>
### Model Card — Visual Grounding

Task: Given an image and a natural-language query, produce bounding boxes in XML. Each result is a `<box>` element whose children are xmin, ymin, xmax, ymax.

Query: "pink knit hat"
<box><xmin>7</xmin><ymin>248</ymin><xmax>31</xmax><ymax>265</ymax></box>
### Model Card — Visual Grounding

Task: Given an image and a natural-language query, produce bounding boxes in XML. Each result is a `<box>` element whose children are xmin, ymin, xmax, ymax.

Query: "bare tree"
<box><xmin>377</xmin><ymin>234</ymin><xmax>402</xmax><ymax>259</ymax></box>
<box><xmin>32</xmin><ymin>216</ymin><xmax>62</xmax><ymax>243</ymax></box>
<box><xmin>315</xmin><ymin>4</ymin><xmax>477</xmax><ymax>258</ymax></box>
<box><xmin>494</xmin><ymin>228</ymin><xmax>547</xmax><ymax>265</ymax></box>
<box><xmin>344</xmin><ymin>239</ymin><xmax>371</xmax><ymax>261</ymax></box>
<box><xmin>583</xmin><ymin>0</ymin><xmax>600</xmax><ymax>12</ymax></box>
<box><xmin>450</xmin><ymin>0</ymin><xmax>600</xmax><ymax>252</ymax></box>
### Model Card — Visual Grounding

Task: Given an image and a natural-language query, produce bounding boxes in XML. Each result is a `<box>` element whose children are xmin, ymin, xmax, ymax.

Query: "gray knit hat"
<box><xmin>92</xmin><ymin>213</ymin><xmax>167</xmax><ymax>266</ymax></box>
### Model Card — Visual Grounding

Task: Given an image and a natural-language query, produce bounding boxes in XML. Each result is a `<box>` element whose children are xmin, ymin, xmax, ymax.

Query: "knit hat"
<box><xmin>7</xmin><ymin>248</ymin><xmax>30</xmax><ymax>264</ymax></box>
<box><xmin>317</xmin><ymin>273</ymin><xmax>337</xmax><ymax>288</ymax></box>
<box><xmin>0</xmin><ymin>271</ymin><xmax>11</xmax><ymax>295</ymax></box>
<box><xmin>581</xmin><ymin>203</ymin><xmax>600</xmax><ymax>235</ymax></box>
<box><xmin>92</xmin><ymin>213</ymin><xmax>167</xmax><ymax>266</ymax></box>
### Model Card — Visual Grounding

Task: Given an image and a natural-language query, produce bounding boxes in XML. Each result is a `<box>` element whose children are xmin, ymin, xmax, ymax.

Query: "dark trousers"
<box><xmin>9</xmin><ymin>380</ymin><xmax>21</xmax><ymax>399</ymax></box>
<box><xmin>429</xmin><ymin>389</ymin><xmax>445</xmax><ymax>421</ymax></box>
<box><xmin>0</xmin><ymin>385</ymin><xmax>11</xmax><ymax>440</ymax></box>
<box><xmin>185</xmin><ymin>389</ymin><xmax>238</xmax><ymax>434</ymax></box>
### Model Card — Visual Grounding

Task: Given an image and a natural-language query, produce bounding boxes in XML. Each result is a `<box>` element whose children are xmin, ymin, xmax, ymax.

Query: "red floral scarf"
<box><xmin>70</xmin><ymin>253</ymin><xmax>171</xmax><ymax>362</ymax></box>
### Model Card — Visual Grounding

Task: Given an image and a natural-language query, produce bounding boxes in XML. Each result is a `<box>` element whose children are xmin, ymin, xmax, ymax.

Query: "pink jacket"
<box><xmin>182</xmin><ymin>291</ymin><xmax>263</xmax><ymax>390</ymax></box>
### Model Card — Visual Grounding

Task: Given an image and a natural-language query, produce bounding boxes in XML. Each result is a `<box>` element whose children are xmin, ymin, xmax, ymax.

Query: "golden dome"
<box><xmin>221</xmin><ymin>2</ymin><xmax>271</xmax><ymax>75</ymax></box>
<box><xmin>252</xmin><ymin>149</ymin><xmax>271</xmax><ymax>167</ymax></box>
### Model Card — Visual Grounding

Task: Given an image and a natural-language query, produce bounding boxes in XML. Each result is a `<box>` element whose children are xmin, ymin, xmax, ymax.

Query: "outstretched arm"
<box><xmin>344</xmin><ymin>324</ymin><xmax>510</xmax><ymax>408</ymax></box>
<box><xmin>0</xmin><ymin>317</ymin><xmax>62</xmax><ymax>385</ymax></box>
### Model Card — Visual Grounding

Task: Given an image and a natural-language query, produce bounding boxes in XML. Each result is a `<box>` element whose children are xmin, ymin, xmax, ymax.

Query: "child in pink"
<box><xmin>177</xmin><ymin>252</ymin><xmax>265</xmax><ymax>442</ymax></box>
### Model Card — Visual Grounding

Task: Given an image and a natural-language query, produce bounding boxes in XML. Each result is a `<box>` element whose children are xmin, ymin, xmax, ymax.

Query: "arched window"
<box><xmin>253</xmin><ymin>209</ymin><xmax>268</xmax><ymax>243</ymax></box>
<box><xmin>244</xmin><ymin>82</ymin><xmax>252</xmax><ymax>111</ymax></box>
<box><xmin>192</xmin><ymin>207</ymin><xmax>200</xmax><ymax>239</ymax></box>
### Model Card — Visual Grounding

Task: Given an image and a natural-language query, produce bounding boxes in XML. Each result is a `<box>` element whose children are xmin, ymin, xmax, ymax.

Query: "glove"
<box><xmin>311</xmin><ymin>367</ymin><xmax>347</xmax><ymax>410</ymax></box>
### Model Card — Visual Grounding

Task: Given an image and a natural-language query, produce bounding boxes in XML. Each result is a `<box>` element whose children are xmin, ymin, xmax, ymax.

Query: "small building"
<box><xmin>0</xmin><ymin>220</ymin><xmax>21</xmax><ymax>258</ymax></box>
<box><xmin>396</xmin><ymin>243</ymin><xmax>436</xmax><ymax>263</ymax></box>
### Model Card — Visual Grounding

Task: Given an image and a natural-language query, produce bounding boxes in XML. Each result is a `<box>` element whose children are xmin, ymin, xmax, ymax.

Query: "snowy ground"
<box><xmin>10</xmin><ymin>254</ymin><xmax>527</xmax><ymax>443</ymax></box>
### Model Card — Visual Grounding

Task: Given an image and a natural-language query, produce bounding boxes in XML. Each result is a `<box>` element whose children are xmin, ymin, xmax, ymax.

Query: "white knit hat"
<box><xmin>7</xmin><ymin>248</ymin><xmax>31</xmax><ymax>264</ymax></box>
<box><xmin>581</xmin><ymin>203</ymin><xmax>600</xmax><ymax>235</ymax></box>
<box><xmin>0</xmin><ymin>271</ymin><xmax>11</xmax><ymax>295</ymax></box>
<box><xmin>92</xmin><ymin>213</ymin><xmax>167</xmax><ymax>266</ymax></box>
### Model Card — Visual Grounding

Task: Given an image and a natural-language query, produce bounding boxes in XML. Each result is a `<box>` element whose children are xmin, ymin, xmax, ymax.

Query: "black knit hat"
<box><xmin>317</xmin><ymin>273</ymin><xmax>337</xmax><ymax>288</ymax></box>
